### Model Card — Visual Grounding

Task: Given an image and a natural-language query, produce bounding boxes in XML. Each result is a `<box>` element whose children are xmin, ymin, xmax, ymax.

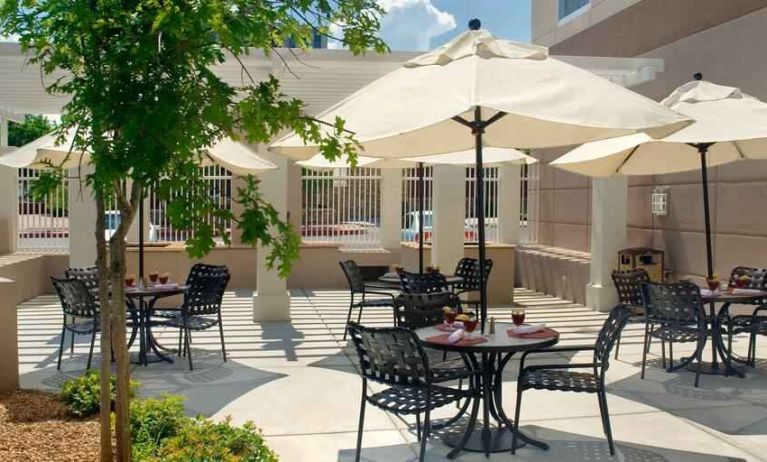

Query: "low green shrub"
<box><xmin>131</xmin><ymin>394</ymin><xmax>188</xmax><ymax>460</ymax></box>
<box><xmin>59</xmin><ymin>370</ymin><xmax>138</xmax><ymax>417</ymax></box>
<box><xmin>149</xmin><ymin>417</ymin><xmax>278</xmax><ymax>462</ymax></box>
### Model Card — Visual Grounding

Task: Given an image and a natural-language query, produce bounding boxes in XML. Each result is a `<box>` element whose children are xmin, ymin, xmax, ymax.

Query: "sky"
<box><xmin>369</xmin><ymin>0</ymin><xmax>532</xmax><ymax>51</ymax></box>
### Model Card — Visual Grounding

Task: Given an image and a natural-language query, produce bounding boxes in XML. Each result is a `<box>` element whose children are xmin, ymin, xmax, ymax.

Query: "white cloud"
<box><xmin>327</xmin><ymin>0</ymin><xmax>456</xmax><ymax>52</ymax></box>
<box><xmin>378</xmin><ymin>0</ymin><xmax>456</xmax><ymax>51</ymax></box>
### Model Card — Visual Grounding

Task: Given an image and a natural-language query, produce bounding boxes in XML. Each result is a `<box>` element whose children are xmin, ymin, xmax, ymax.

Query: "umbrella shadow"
<box><xmin>609</xmin><ymin>365</ymin><xmax>767</xmax><ymax>436</ymax></box>
<box><xmin>337</xmin><ymin>424</ymin><xmax>747</xmax><ymax>461</ymax></box>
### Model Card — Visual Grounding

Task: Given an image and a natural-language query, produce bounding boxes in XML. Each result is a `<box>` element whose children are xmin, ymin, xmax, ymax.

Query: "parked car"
<box><xmin>401</xmin><ymin>211</ymin><xmax>478</xmax><ymax>242</ymax></box>
<box><xmin>105</xmin><ymin>210</ymin><xmax>158</xmax><ymax>242</ymax></box>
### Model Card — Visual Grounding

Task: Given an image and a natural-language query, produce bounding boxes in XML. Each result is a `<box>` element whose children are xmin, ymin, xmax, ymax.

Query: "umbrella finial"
<box><xmin>468</xmin><ymin>18</ymin><xmax>481</xmax><ymax>31</ymax></box>
<box><xmin>693</xmin><ymin>72</ymin><xmax>703</xmax><ymax>81</ymax></box>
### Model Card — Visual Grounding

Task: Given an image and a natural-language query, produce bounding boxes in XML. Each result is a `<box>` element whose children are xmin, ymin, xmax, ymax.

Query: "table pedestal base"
<box><xmin>444</xmin><ymin>425</ymin><xmax>527</xmax><ymax>453</ymax></box>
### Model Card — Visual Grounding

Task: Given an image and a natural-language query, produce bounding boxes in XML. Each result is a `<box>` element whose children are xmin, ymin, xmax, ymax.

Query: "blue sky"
<box><xmin>375</xmin><ymin>0</ymin><xmax>531</xmax><ymax>52</ymax></box>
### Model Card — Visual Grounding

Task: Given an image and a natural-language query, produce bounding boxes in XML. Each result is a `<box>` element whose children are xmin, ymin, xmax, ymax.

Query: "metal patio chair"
<box><xmin>721</xmin><ymin>267</ymin><xmax>767</xmax><ymax>367</ymax></box>
<box><xmin>513</xmin><ymin>305</ymin><xmax>632</xmax><ymax>456</ymax></box>
<box><xmin>339</xmin><ymin>260</ymin><xmax>398</xmax><ymax>340</ymax></box>
<box><xmin>611</xmin><ymin>268</ymin><xmax>652</xmax><ymax>360</ymax></box>
<box><xmin>348</xmin><ymin>322</ymin><xmax>478</xmax><ymax>462</ymax></box>
<box><xmin>51</xmin><ymin>277</ymin><xmax>100</xmax><ymax>370</ymax></box>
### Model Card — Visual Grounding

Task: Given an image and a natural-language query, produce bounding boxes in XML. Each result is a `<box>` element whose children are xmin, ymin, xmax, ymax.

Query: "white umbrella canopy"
<box><xmin>0</xmin><ymin>129</ymin><xmax>277</xmax><ymax>174</ymax></box>
<box><xmin>550</xmin><ymin>80</ymin><xmax>767</xmax><ymax>176</ymax></box>
<box><xmin>296</xmin><ymin>147</ymin><xmax>537</xmax><ymax>171</ymax></box>
<box><xmin>270</xmin><ymin>27</ymin><xmax>690</xmax><ymax>159</ymax></box>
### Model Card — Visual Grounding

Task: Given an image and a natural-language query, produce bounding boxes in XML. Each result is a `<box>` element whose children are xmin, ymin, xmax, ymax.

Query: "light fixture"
<box><xmin>651</xmin><ymin>187</ymin><xmax>668</xmax><ymax>216</ymax></box>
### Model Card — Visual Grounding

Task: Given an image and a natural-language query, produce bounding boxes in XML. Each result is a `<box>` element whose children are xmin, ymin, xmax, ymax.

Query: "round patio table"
<box><xmin>125</xmin><ymin>284</ymin><xmax>187</xmax><ymax>366</ymax></box>
<box><xmin>691</xmin><ymin>288</ymin><xmax>767</xmax><ymax>377</ymax></box>
<box><xmin>415</xmin><ymin>323</ymin><xmax>559</xmax><ymax>458</ymax></box>
<box><xmin>377</xmin><ymin>271</ymin><xmax>463</xmax><ymax>287</ymax></box>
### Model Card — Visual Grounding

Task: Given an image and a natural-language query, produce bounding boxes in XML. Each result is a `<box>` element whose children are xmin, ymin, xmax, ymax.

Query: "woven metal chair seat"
<box><xmin>650</xmin><ymin>325</ymin><xmax>701</xmax><ymax>343</ymax></box>
<box><xmin>729</xmin><ymin>314</ymin><xmax>767</xmax><ymax>335</ymax></box>
<box><xmin>152</xmin><ymin>308</ymin><xmax>181</xmax><ymax>319</ymax></box>
<box><xmin>430</xmin><ymin>356</ymin><xmax>474</xmax><ymax>382</ymax></box>
<box><xmin>166</xmin><ymin>314</ymin><xmax>219</xmax><ymax>331</ymax></box>
<box><xmin>519</xmin><ymin>368</ymin><xmax>600</xmax><ymax>393</ymax></box>
<box><xmin>359</xmin><ymin>298</ymin><xmax>397</xmax><ymax>308</ymax></box>
<box><xmin>68</xmin><ymin>318</ymin><xmax>99</xmax><ymax>334</ymax></box>
<box><xmin>367</xmin><ymin>384</ymin><xmax>472</xmax><ymax>415</ymax></box>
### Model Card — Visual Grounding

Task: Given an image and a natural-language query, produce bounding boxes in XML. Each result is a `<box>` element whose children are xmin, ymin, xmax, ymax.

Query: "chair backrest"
<box><xmin>728</xmin><ymin>267</ymin><xmax>767</xmax><ymax>304</ymax></box>
<box><xmin>347</xmin><ymin>322</ymin><xmax>431</xmax><ymax>387</ymax></box>
<box><xmin>183</xmin><ymin>264</ymin><xmax>230</xmax><ymax>316</ymax></box>
<box><xmin>641</xmin><ymin>281</ymin><xmax>706</xmax><ymax>327</ymax></box>
<box><xmin>593</xmin><ymin>305</ymin><xmax>632</xmax><ymax>372</ymax></box>
<box><xmin>397</xmin><ymin>292</ymin><xmax>462</xmax><ymax>330</ymax></box>
<box><xmin>65</xmin><ymin>266</ymin><xmax>100</xmax><ymax>292</ymax></box>
<box><xmin>453</xmin><ymin>258</ymin><xmax>493</xmax><ymax>291</ymax></box>
<box><xmin>611</xmin><ymin>268</ymin><xmax>650</xmax><ymax>307</ymax></box>
<box><xmin>51</xmin><ymin>277</ymin><xmax>99</xmax><ymax>319</ymax></box>
<box><xmin>339</xmin><ymin>260</ymin><xmax>365</xmax><ymax>293</ymax></box>
<box><xmin>398</xmin><ymin>270</ymin><xmax>448</xmax><ymax>294</ymax></box>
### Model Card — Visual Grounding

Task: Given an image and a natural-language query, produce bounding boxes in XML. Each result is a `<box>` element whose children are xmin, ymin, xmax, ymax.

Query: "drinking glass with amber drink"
<box><xmin>463</xmin><ymin>313</ymin><xmax>478</xmax><ymax>336</ymax></box>
<box><xmin>442</xmin><ymin>306</ymin><xmax>458</xmax><ymax>325</ymax></box>
<box><xmin>512</xmin><ymin>308</ymin><xmax>526</xmax><ymax>326</ymax></box>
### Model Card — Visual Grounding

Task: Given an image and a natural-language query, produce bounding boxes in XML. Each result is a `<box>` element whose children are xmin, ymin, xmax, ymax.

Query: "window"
<box><xmin>558</xmin><ymin>0</ymin><xmax>590</xmax><ymax>20</ymax></box>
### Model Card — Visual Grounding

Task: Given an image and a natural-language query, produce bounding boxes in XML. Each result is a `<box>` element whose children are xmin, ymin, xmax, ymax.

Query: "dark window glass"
<box><xmin>559</xmin><ymin>0</ymin><xmax>589</xmax><ymax>19</ymax></box>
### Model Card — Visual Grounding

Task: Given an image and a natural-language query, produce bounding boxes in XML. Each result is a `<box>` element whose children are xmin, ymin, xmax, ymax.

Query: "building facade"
<box><xmin>531</xmin><ymin>0</ymin><xmax>767</xmax><ymax>280</ymax></box>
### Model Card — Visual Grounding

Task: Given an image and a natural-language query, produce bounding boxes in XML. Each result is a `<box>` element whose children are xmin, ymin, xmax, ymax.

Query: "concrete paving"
<box><xmin>17</xmin><ymin>288</ymin><xmax>767</xmax><ymax>461</ymax></box>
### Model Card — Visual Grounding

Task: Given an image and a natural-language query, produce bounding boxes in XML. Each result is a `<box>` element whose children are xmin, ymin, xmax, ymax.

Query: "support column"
<box><xmin>380</xmin><ymin>168</ymin><xmax>402</xmax><ymax>250</ymax></box>
<box><xmin>431</xmin><ymin>165</ymin><xmax>464</xmax><ymax>271</ymax></box>
<box><xmin>68</xmin><ymin>166</ymin><xmax>98</xmax><ymax>268</ymax></box>
<box><xmin>0</xmin><ymin>116</ymin><xmax>17</xmax><ymax>255</ymax></box>
<box><xmin>253</xmin><ymin>147</ymin><xmax>291</xmax><ymax>322</ymax></box>
<box><xmin>586</xmin><ymin>176</ymin><xmax>627</xmax><ymax>312</ymax></box>
<box><xmin>229</xmin><ymin>175</ymin><xmax>247</xmax><ymax>245</ymax></box>
<box><xmin>497</xmin><ymin>163</ymin><xmax>521</xmax><ymax>244</ymax></box>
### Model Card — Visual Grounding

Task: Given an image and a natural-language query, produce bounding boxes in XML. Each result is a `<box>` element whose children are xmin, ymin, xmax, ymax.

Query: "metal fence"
<box><xmin>148</xmin><ymin>165</ymin><xmax>233</xmax><ymax>244</ymax></box>
<box><xmin>520</xmin><ymin>162</ymin><xmax>540</xmax><ymax>244</ymax></box>
<box><xmin>465</xmin><ymin>167</ymin><xmax>499</xmax><ymax>243</ymax></box>
<box><xmin>16</xmin><ymin>168</ymin><xmax>70</xmax><ymax>253</ymax></box>
<box><xmin>401</xmin><ymin>166</ymin><xmax>433</xmax><ymax>244</ymax></box>
<box><xmin>301</xmin><ymin>167</ymin><xmax>382</xmax><ymax>249</ymax></box>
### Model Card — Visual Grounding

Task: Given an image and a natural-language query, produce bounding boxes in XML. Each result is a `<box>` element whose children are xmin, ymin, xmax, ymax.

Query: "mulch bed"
<box><xmin>0</xmin><ymin>390</ymin><xmax>101</xmax><ymax>461</ymax></box>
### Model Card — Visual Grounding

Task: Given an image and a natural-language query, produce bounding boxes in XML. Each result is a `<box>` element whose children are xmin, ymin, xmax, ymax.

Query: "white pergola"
<box><xmin>0</xmin><ymin>42</ymin><xmax>660</xmax><ymax>316</ymax></box>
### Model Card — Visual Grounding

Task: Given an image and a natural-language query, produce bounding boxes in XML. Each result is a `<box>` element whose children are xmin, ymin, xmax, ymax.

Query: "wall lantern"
<box><xmin>651</xmin><ymin>187</ymin><xmax>669</xmax><ymax>216</ymax></box>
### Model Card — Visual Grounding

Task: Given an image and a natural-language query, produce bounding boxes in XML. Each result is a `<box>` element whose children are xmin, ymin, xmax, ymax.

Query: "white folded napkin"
<box><xmin>447</xmin><ymin>328</ymin><xmax>465</xmax><ymax>344</ymax></box>
<box><xmin>732</xmin><ymin>288</ymin><xmax>763</xmax><ymax>295</ymax></box>
<box><xmin>700</xmin><ymin>288</ymin><xmax>715</xmax><ymax>297</ymax></box>
<box><xmin>152</xmin><ymin>283</ymin><xmax>179</xmax><ymax>289</ymax></box>
<box><xmin>511</xmin><ymin>323</ymin><xmax>545</xmax><ymax>335</ymax></box>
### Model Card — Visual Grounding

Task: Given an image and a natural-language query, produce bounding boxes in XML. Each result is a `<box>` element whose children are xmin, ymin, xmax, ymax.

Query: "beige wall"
<box><xmin>531</xmin><ymin>5</ymin><xmax>767</xmax><ymax>280</ymax></box>
<box><xmin>0</xmin><ymin>277</ymin><xmax>18</xmax><ymax>391</ymax></box>
<box><xmin>0</xmin><ymin>254</ymin><xmax>68</xmax><ymax>304</ymax></box>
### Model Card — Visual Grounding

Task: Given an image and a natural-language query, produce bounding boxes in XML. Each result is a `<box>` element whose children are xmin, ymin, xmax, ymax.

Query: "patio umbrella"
<box><xmin>0</xmin><ymin>132</ymin><xmax>277</xmax><ymax>281</ymax></box>
<box><xmin>298</xmin><ymin>148</ymin><xmax>536</xmax><ymax>273</ymax></box>
<box><xmin>550</xmin><ymin>76</ymin><xmax>767</xmax><ymax>279</ymax></box>
<box><xmin>270</xmin><ymin>20</ymin><xmax>690</xmax><ymax>332</ymax></box>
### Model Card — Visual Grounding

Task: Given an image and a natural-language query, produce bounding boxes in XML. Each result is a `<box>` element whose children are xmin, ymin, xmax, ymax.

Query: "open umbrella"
<box><xmin>550</xmin><ymin>76</ymin><xmax>767</xmax><ymax>280</ymax></box>
<box><xmin>0</xmin><ymin>132</ymin><xmax>277</xmax><ymax>281</ymax></box>
<box><xmin>298</xmin><ymin>148</ymin><xmax>536</xmax><ymax>273</ymax></box>
<box><xmin>271</xmin><ymin>20</ymin><xmax>689</xmax><ymax>335</ymax></box>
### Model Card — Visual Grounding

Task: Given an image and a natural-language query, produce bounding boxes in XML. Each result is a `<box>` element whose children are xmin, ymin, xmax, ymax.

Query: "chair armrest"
<box><xmin>752</xmin><ymin>305</ymin><xmax>767</xmax><ymax>317</ymax></box>
<box><xmin>519</xmin><ymin>346</ymin><xmax>595</xmax><ymax>370</ymax></box>
<box><xmin>363</xmin><ymin>289</ymin><xmax>397</xmax><ymax>300</ymax></box>
<box><xmin>522</xmin><ymin>362</ymin><xmax>598</xmax><ymax>372</ymax></box>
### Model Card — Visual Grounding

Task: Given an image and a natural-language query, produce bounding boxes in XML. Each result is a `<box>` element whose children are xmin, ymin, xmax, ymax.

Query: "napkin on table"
<box><xmin>447</xmin><ymin>328</ymin><xmax>465</xmax><ymax>344</ymax></box>
<box><xmin>510</xmin><ymin>323</ymin><xmax>545</xmax><ymax>335</ymax></box>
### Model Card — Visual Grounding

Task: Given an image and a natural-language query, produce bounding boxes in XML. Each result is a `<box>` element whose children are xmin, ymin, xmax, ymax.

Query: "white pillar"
<box><xmin>586</xmin><ymin>176</ymin><xmax>627</xmax><ymax>312</ymax></box>
<box><xmin>431</xmin><ymin>165</ymin><xmax>464</xmax><ymax>271</ymax></box>
<box><xmin>0</xmin><ymin>116</ymin><xmax>17</xmax><ymax>255</ymax></box>
<box><xmin>126</xmin><ymin>183</ymin><xmax>150</xmax><ymax>244</ymax></box>
<box><xmin>497</xmin><ymin>163</ymin><xmax>521</xmax><ymax>244</ymax></box>
<box><xmin>380</xmin><ymin>168</ymin><xmax>402</xmax><ymax>249</ymax></box>
<box><xmin>253</xmin><ymin>148</ymin><xmax>291</xmax><ymax>322</ymax></box>
<box><xmin>68</xmin><ymin>166</ymin><xmax>98</xmax><ymax>268</ymax></box>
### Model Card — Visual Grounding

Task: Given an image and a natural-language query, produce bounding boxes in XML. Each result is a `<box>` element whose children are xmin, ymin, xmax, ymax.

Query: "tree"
<box><xmin>8</xmin><ymin>114</ymin><xmax>55</xmax><ymax>146</ymax></box>
<box><xmin>1</xmin><ymin>2</ymin><xmax>386</xmax><ymax>461</ymax></box>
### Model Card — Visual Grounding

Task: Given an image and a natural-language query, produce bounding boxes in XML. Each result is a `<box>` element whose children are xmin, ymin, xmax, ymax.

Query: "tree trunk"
<box><xmin>109</xmin><ymin>233</ymin><xmax>131</xmax><ymax>461</ymax></box>
<box><xmin>95</xmin><ymin>190</ymin><xmax>113</xmax><ymax>462</ymax></box>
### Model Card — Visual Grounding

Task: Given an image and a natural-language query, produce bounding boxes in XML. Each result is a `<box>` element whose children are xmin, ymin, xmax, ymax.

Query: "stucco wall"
<box><xmin>530</xmin><ymin>6</ymin><xmax>767</xmax><ymax>280</ymax></box>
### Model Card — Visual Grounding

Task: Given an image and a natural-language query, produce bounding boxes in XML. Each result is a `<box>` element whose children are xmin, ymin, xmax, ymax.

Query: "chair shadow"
<box><xmin>257</xmin><ymin>322</ymin><xmax>306</xmax><ymax>362</ymax></box>
<box><xmin>609</xmin><ymin>365</ymin><xmax>767</xmax><ymax>436</ymax></box>
<box><xmin>337</xmin><ymin>424</ymin><xmax>748</xmax><ymax>461</ymax></box>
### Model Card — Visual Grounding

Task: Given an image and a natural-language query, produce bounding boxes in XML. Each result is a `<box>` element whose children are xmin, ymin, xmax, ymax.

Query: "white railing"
<box><xmin>465</xmin><ymin>167</ymin><xmax>499</xmax><ymax>243</ymax></box>
<box><xmin>401</xmin><ymin>166</ymin><xmax>433</xmax><ymax>244</ymax></box>
<box><xmin>301</xmin><ymin>167</ymin><xmax>382</xmax><ymax>249</ymax></box>
<box><xmin>16</xmin><ymin>168</ymin><xmax>69</xmax><ymax>253</ymax></box>
<box><xmin>149</xmin><ymin>165</ymin><xmax>232</xmax><ymax>243</ymax></box>
<box><xmin>520</xmin><ymin>162</ymin><xmax>540</xmax><ymax>244</ymax></box>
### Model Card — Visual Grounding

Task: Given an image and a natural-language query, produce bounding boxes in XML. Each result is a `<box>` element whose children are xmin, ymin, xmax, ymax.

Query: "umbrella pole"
<box><xmin>138</xmin><ymin>186</ymin><xmax>145</xmax><ymax>286</ymax></box>
<box><xmin>696</xmin><ymin>143</ymin><xmax>715</xmax><ymax>279</ymax></box>
<box><xmin>418</xmin><ymin>162</ymin><xmax>425</xmax><ymax>274</ymax></box>
<box><xmin>473</xmin><ymin>108</ymin><xmax>489</xmax><ymax>333</ymax></box>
